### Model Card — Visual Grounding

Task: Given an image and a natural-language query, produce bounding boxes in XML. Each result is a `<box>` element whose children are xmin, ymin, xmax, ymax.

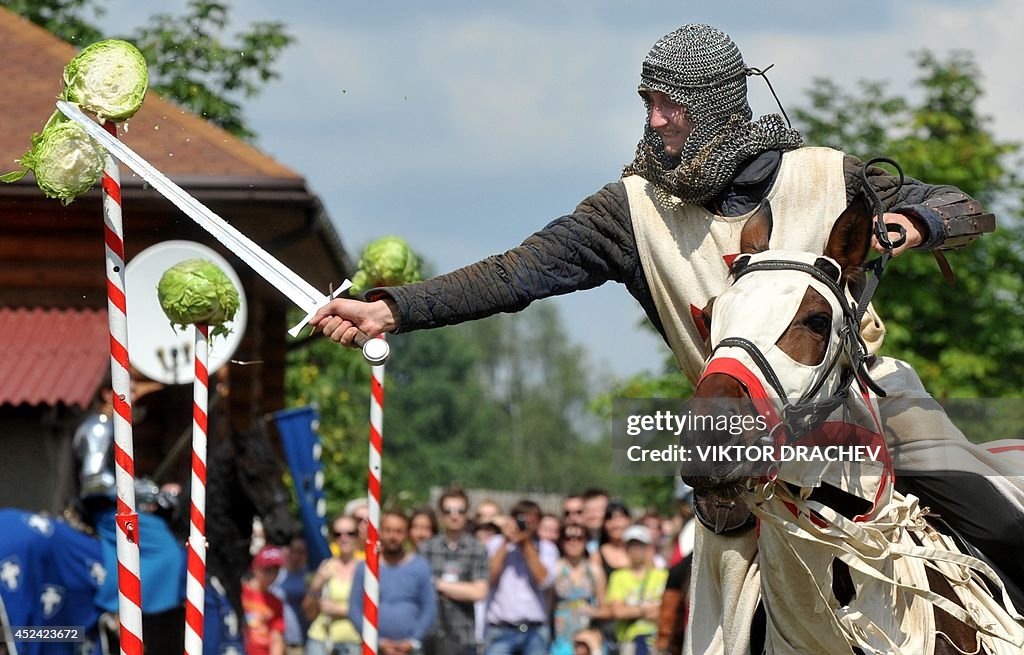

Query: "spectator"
<box><xmin>410</xmin><ymin>507</ymin><xmax>438</xmax><ymax>548</ymax></box>
<box><xmin>472</xmin><ymin>516</ymin><xmax>503</xmax><ymax>646</ymax></box>
<box><xmin>344</xmin><ymin>498</ymin><xmax>370</xmax><ymax>559</ymax></box>
<box><xmin>639</xmin><ymin>513</ymin><xmax>667</xmax><ymax>569</ymax></box>
<box><xmin>571</xmin><ymin>629</ymin><xmax>604</xmax><ymax>655</ymax></box>
<box><xmin>562</xmin><ymin>495</ymin><xmax>585</xmax><ymax>527</ymax></box>
<box><xmin>305</xmin><ymin>515</ymin><xmax>361</xmax><ymax>655</ymax></box>
<box><xmin>592</xmin><ymin>501</ymin><xmax>631</xmax><ymax>578</ymax></box>
<box><xmin>538</xmin><ymin>513</ymin><xmax>561</xmax><ymax>544</ymax></box>
<box><xmin>483</xmin><ymin>499</ymin><xmax>558</xmax><ymax>655</ymax></box>
<box><xmin>243</xmin><ymin>546</ymin><xmax>288</xmax><ymax>655</ymax></box>
<box><xmin>654</xmin><ymin>482</ymin><xmax>695</xmax><ymax>655</ymax></box>
<box><xmin>667</xmin><ymin>484</ymin><xmax>696</xmax><ymax>568</ymax></box>
<box><xmin>350</xmin><ymin>512</ymin><xmax>437</xmax><ymax>654</ymax></box>
<box><xmin>550</xmin><ymin>524</ymin><xmax>607</xmax><ymax>655</ymax></box>
<box><xmin>580</xmin><ymin>489</ymin><xmax>609</xmax><ymax>555</ymax></box>
<box><xmin>475</xmin><ymin>499</ymin><xmax>502</xmax><ymax>526</ymax></box>
<box><xmin>606</xmin><ymin>527</ymin><xmax>668</xmax><ymax>655</ymax></box>
<box><xmin>420</xmin><ymin>488</ymin><xmax>489</xmax><ymax>655</ymax></box>
<box><xmin>272</xmin><ymin>536</ymin><xmax>311</xmax><ymax>653</ymax></box>
<box><xmin>654</xmin><ymin>557</ymin><xmax>691</xmax><ymax>655</ymax></box>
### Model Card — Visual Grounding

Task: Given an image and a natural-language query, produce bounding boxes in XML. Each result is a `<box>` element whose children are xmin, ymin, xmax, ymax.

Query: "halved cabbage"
<box><xmin>63</xmin><ymin>39</ymin><xmax>149</xmax><ymax>122</ymax></box>
<box><xmin>0</xmin><ymin>112</ymin><xmax>104</xmax><ymax>205</ymax></box>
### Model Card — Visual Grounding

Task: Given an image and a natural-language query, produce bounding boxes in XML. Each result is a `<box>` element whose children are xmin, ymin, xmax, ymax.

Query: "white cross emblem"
<box><xmin>221</xmin><ymin>646</ymin><xmax>243</xmax><ymax>655</ymax></box>
<box><xmin>223</xmin><ymin>610</ymin><xmax>238</xmax><ymax>636</ymax></box>
<box><xmin>40</xmin><ymin>584</ymin><xmax>65</xmax><ymax>618</ymax></box>
<box><xmin>90</xmin><ymin>561</ymin><xmax>106</xmax><ymax>586</ymax></box>
<box><xmin>26</xmin><ymin>514</ymin><xmax>53</xmax><ymax>536</ymax></box>
<box><xmin>0</xmin><ymin>557</ymin><xmax>21</xmax><ymax>591</ymax></box>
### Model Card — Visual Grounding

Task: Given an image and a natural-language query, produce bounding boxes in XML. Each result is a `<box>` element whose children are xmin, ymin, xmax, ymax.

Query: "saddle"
<box><xmin>693</xmin><ymin>486</ymin><xmax>756</xmax><ymax>535</ymax></box>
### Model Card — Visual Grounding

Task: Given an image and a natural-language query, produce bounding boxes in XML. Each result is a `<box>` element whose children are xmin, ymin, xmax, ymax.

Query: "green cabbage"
<box><xmin>349</xmin><ymin>236</ymin><xmax>422</xmax><ymax>294</ymax></box>
<box><xmin>0</xmin><ymin>112</ymin><xmax>105</xmax><ymax>205</ymax></box>
<box><xmin>157</xmin><ymin>259</ymin><xmax>241</xmax><ymax>338</ymax></box>
<box><xmin>63</xmin><ymin>39</ymin><xmax>149</xmax><ymax>122</ymax></box>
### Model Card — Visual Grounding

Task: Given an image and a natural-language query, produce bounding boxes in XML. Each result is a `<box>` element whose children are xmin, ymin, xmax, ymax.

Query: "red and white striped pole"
<box><xmin>184</xmin><ymin>323</ymin><xmax>209</xmax><ymax>655</ymax></box>
<box><xmin>101</xmin><ymin>121</ymin><xmax>144</xmax><ymax>655</ymax></box>
<box><xmin>361</xmin><ymin>335</ymin><xmax>385</xmax><ymax>655</ymax></box>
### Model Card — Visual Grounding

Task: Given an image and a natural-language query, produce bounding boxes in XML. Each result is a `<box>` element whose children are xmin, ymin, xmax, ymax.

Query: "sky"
<box><xmin>95</xmin><ymin>0</ymin><xmax>1024</xmax><ymax>384</ymax></box>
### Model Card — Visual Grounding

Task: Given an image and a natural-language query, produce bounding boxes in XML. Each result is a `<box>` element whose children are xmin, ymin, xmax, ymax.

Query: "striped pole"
<box><xmin>184</xmin><ymin>324</ymin><xmax>209</xmax><ymax>655</ymax></box>
<box><xmin>361</xmin><ymin>335</ymin><xmax>385</xmax><ymax>655</ymax></box>
<box><xmin>101</xmin><ymin>121</ymin><xmax>144</xmax><ymax>655</ymax></box>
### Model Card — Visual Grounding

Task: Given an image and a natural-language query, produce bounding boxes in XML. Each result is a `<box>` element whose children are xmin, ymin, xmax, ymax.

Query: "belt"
<box><xmin>490</xmin><ymin>621</ymin><xmax>544</xmax><ymax>633</ymax></box>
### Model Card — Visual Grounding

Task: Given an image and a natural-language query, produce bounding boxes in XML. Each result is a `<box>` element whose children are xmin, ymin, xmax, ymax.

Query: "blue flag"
<box><xmin>273</xmin><ymin>406</ymin><xmax>331</xmax><ymax>568</ymax></box>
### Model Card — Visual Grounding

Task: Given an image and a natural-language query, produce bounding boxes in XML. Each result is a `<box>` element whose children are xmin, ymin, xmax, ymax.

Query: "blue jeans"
<box><xmin>305</xmin><ymin>639</ymin><xmax>361</xmax><ymax>655</ymax></box>
<box><xmin>483</xmin><ymin>624</ymin><xmax>550</xmax><ymax>655</ymax></box>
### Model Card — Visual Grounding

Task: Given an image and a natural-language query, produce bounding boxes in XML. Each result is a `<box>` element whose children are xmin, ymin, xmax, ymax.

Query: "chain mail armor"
<box><xmin>623</xmin><ymin>24</ymin><xmax>803</xmax><ymax>206</ymax></box>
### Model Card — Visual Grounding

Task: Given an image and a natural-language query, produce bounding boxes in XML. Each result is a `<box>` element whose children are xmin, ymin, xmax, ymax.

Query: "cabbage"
<box><xmin>0</xmin><ymin>112</ymin><xmax>105</xmax><ymax>205</ymax></box>
<box><xmin>157</xmin><ymin>259</ymin><xmax>241</xmax><ymax>338</ymax></box>
<box><xmin>349</xmin><ymin>236</ymin><xmax>422</xmax><ymax>294</ymax></box>
<box><xmin>63</xmin><ymin>39</ymin><xmax>149</xmax><ymax>122</ymax></box>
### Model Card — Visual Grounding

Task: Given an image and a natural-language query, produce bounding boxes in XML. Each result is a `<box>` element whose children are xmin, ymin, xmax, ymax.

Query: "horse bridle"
<box><xmin>709</xmin><ymin>256</ymin><xmax>882</xmax><ymax>444</ymax></box>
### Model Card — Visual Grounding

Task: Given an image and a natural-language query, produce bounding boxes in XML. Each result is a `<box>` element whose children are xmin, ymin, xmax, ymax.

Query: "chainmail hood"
<box><xmin>623</xmin><ymin>24</ymin><xmax>803</xmax><ymax>206</ymax></box>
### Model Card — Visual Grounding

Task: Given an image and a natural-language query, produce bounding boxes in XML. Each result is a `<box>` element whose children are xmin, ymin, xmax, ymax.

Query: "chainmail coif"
<box><xmin>622</xmin><ymin>24</ymin><xmax>803</xmax><ymax>206</ymax></box>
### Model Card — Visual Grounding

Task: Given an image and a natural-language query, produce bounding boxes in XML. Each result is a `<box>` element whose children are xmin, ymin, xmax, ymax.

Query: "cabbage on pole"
<box><xmin>157</xmin><ymin>259</ymin><xmax>241</xmax><ymax>338</ymax></box>
<box><xmin>349</xmin><ymin>236</ymin><xmax>423</xmax><ymax>295</ymax></box>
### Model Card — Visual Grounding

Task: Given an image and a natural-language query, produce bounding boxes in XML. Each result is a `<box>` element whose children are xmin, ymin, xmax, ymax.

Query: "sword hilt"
<box><xmin>354</xmin><ymin>332</ymin><xmax>389</xmax><ymax>365</ymax></box>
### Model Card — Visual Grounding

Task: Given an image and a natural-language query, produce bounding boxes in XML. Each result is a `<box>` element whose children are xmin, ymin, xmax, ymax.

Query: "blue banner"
<box><xmin>273</xmin><ymin>406</ymin><xmax>331</xmax><ymax>568</ymax></box>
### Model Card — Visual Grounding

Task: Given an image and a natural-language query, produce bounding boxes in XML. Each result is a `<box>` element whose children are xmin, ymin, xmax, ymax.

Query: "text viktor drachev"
<box><xmin>625</xmin><ymin>443</ymin><xmax>884</xmax><ymax>464</ymax></box>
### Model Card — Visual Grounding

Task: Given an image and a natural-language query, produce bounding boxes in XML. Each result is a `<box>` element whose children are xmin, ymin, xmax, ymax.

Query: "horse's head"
<box><xmin>681</xmin><ymin>194</ymin><xmax>874</xmax><ymax>492</ymax></box>
<box><xmin>238</xmin><ymin>422</ymin><xmax>301</xmax><ymax>545</ymax></box>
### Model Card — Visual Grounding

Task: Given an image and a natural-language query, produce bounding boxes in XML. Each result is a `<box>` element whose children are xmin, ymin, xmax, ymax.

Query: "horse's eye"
<box><xmin>803</xmin><ymin>313</ymin><xmax>831</xmax><ymax>335</ymax></box>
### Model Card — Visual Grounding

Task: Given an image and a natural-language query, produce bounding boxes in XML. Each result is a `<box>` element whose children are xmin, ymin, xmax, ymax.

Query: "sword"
<box><xmin>58</xmin><ymin>100</ymin><xmax>389</xmax><ymax>365</ymax></box>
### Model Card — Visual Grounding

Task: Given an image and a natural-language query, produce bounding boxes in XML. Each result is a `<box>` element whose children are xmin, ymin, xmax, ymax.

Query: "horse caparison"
<box><xmin>681</xmin><ymin>196</ymin><xmax>999</xmax><ymax>655</ymax></box>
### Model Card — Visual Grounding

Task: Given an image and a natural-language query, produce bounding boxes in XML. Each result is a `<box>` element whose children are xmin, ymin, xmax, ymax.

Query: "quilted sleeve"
<box><xmin>371</xmin><ymin>182</ymin><xmax>641</xmax><ymax>332</ymax></box>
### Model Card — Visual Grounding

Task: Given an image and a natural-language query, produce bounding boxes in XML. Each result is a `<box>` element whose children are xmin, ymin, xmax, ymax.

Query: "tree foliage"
<box><xmin>1</xmin><ymin>0</ymin><xmax>291</xmax><ymax>139</ymax></box>
<box><xmin>795</xmin><ymin>50</ymin><xmax>1024</xmax><ymax>397</ymax></box>
<box><xmin>287</xmin><ymin>302</ymin><xmax>646</xmax><ymax>514</ymax></box>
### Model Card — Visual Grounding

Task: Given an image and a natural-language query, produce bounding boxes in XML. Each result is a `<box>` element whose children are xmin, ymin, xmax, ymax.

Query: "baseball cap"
<box><xmin>253</xmin><ymin>545</ymin><xmax>285</xmax><ymax>570</ymax></box>
<box><xmin>623</xmin><ymin>525</ymin><xmax>652</xmax><ymax>545</ymax></box>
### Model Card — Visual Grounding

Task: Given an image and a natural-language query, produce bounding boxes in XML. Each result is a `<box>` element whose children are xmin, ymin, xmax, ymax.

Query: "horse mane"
<box><xmin>205</xmin><ymin>418</ymin><xmax>297</xmax><ymax>616</ymax></box>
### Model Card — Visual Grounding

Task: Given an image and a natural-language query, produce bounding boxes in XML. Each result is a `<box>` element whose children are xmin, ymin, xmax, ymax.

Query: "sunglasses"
<box><xmin>441</xmin><ymin>506</ymin><xmax>467</xmax><ymax>515</ymax></box>
<box><xmin>332</xmin><ymin>529</ymin><xmax>358</xmax><ymax>538</ymax></box>
<box><xmin>562</xmin><ymin>533</ymin><xmax>586</xmax><ymax>542</ymax></box>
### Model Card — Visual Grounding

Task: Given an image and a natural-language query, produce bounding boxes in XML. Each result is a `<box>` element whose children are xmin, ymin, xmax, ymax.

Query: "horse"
<box><xmin>0</xmin><ymin>418</ymin><xmax>299</xmax><ymax>655</ymax></box>
<box><xmin>678</xmin><ymin>196</ymin><xmax>1024</xmax><ymax>655</ymax></box>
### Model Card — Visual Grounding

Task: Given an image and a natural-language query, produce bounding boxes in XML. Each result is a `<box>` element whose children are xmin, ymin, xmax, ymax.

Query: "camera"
<box><xmin>515</xmin><ymin>514</ymin><xmax>528</xmax><ymax>531</ymax></box>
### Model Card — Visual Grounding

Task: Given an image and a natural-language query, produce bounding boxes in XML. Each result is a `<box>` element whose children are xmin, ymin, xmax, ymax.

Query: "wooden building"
<box><xmin>0</xmin><ymin>8</ymin><xmax>353</xmax><ymax>512</ymax></box>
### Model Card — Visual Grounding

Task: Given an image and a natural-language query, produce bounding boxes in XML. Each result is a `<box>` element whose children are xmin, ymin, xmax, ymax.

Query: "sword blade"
<box><xmin>57</xmin><ymin>100</ymin><xmax>326</xmax><ymax>316</ymax></box>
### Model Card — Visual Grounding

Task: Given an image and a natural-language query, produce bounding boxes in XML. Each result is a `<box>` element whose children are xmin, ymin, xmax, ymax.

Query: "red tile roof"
<box><xmin>0</xmin><ymin>307</ymin><xmax>109</xmax><ymax>408</ymax></box>
<box><xmin>0</xmin><ymin>6</ymin><xmax>301</xmax><ymax>181</ymax></box>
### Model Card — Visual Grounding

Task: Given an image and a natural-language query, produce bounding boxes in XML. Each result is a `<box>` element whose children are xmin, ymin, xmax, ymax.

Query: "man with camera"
<box><xmin>483</xmin><ymin>499</ymin><xmax>559</xmax><ymax>655</ymax></box>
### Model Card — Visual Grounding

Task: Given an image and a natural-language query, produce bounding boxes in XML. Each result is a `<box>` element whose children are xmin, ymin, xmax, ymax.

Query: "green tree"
<box><xmin>795</xmin><ymin>50</ymin><xmax>1024</xmax><ymax>397</ymax></box>
<box><xmin>0</xmin><ymin>0</ymin><xmax>103</xmax><ymax>45</ymax></box>
<box><xmin>1</xmin><ymin>0</ymin><xmax>291</xmax><ymax>139</ymax></box>
<box><xmin>286</xmin><ymin>332</ymin><xmax>372</xmax><ymax>516</ymax></box>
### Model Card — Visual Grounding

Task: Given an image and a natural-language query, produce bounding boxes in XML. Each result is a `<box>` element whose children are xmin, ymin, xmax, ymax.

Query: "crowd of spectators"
<box><xmin>241</xmin><ymin>485</ymin><xmax>695</xmax><ymax>655</ymax></box>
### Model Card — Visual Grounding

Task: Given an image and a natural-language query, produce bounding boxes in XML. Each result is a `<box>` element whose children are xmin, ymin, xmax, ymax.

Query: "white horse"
<box><xmin>680</xmin><ymin>197</ymin><xmax>1024</xmax><ymax>655</ymax></box>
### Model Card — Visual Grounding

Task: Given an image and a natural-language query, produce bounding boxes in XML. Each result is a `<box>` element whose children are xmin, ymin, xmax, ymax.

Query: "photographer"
<box><xmin>483</xmin><ymin>499</ymin><xmax>559</xmax><ymax>655</ymax></box>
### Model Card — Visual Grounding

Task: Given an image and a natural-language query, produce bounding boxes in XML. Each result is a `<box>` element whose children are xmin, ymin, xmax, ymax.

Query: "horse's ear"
<box><xmin>740</xmin><ymin>200</ymin><xmax>773</xmax><ymax>254</ymax></box>
<box><xmin>824</xmin><ymin>192</ymin><xmax>873</xmax><ymax>276</ymax></box>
